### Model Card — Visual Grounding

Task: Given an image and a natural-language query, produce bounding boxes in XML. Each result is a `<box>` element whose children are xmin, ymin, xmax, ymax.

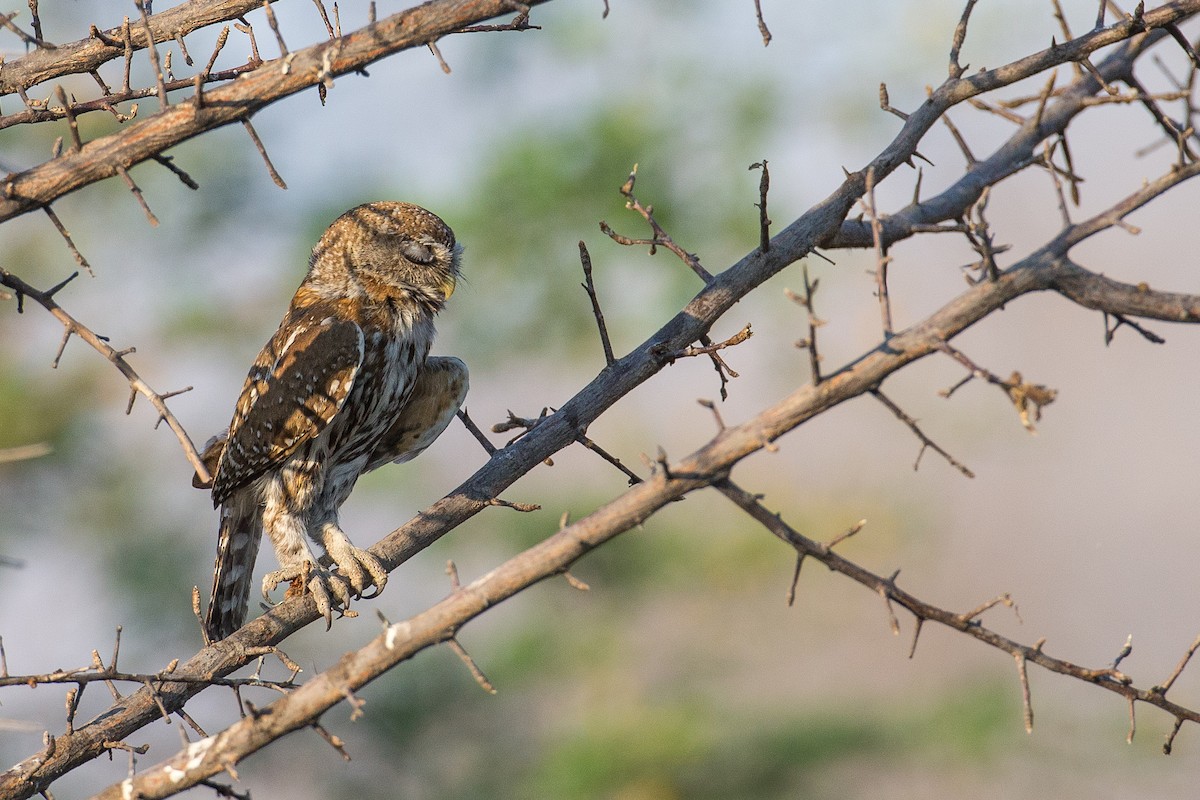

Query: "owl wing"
<box><xmin>211</xmin><ymin>310</ymin><xmax>365</xmax><ymax>505</ymax></box>
<box><xmin>365</xmin><ymin>356</ymin><xmax>469</xmax><ymax>472</ymax></box>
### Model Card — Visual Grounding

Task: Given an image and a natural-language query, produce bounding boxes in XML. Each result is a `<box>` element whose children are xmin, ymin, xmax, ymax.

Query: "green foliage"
<box><xmin>519</xmin><ymin>681</ymin><xmax>1014</xmax><ymax>799</ymax></box>
<box><xmin>0</xmin><ymin>353</ymin><xmax>99</xmax><ymax>452</ymax></box>
<box><xmin>441</xmin><ymin>82</ymin><xmax>777</xmax><ymax>360</ymax></box>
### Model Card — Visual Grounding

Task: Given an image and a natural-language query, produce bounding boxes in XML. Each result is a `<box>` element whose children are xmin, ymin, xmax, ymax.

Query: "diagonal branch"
<box><xmin>0</xmin><ymin>0</ymin><xmax>278</xmax><ymax>96</ymax></box>
<box><xmin>0</xmin><ymin>0</ymin><xmax>556</xmax><ymax>223</ymax></box>
<box><xmin>715</xmin><ymin>479</ymin><xmax>1200</xmax><ymax>731</ymax></box>
<box><xmin>0</xmin><ymin>267</ymin><xmax>210</xmax><ymax>484</ymax></box>
<box><xmin>6</xmin><ymin>8</ymin><xmax>1200</xmax><ymax>795</ymax></box>
<box><xmin>13</xmin><ymin>135</ymin><xmax>1200</xmax><ymax>797</ymax></box>
<box><xmin>822</xmin><ymin>11</ymin><xmax>1191</xmax><ymax>251</ymax></box>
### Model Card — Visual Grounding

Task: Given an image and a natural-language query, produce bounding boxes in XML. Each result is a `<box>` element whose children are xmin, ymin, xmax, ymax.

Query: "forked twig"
<box><xmin>871</xmin><ymin>388</ymin><xmax>975</xmax><ymax>478</ymax></box>
<box><xmin>600</xmin><ymin>165</ymin><xmax>713</xmax><ymax>283</ymax></box>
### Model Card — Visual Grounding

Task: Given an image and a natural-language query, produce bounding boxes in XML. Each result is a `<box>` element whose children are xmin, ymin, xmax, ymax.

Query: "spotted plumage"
<box><xmin>199</xmin><ymin>202</ymin><xmax>466</xmax><ymax>641</ymax></box>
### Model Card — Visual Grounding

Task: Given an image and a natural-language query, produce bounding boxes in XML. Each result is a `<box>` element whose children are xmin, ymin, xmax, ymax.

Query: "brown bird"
<box><xmin>196</xmin><ymin>202</ymin><xmax>467</xmax><ymax>641</ymax></box>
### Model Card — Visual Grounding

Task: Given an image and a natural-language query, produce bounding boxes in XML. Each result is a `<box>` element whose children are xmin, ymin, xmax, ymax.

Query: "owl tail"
<box><xmin>204</xmin><ymin>492</ymin><xmax>262</xmax><ymax>642</ymax></box>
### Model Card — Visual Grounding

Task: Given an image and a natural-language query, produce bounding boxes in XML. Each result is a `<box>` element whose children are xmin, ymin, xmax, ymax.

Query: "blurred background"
<box><xmin>2</xmin><ymin>0</ymin><xmax>1200</xmax><ymax>797</ymax></box>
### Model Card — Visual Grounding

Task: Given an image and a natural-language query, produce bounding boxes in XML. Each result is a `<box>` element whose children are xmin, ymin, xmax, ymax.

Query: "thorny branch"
<box><xmin>938</xmin><ymin>343</ymin><xmax>1059</xmax><ymax>433</ymax></box>
<box><xmin>0</xmin><ymin>0</ymin><xmax>559</xmax><ymax>222</ymax></box>
<box><xmin>785</xmin><ymin>264</ymin><xmax>824</xmax><ymax>384</ymax></box>
<box><xmin>0</xmin><ymin>267</ymin><xmax>210</xmax><ymax>484</ymax></box>
<box><xmin>5</xmin><ymin>1</ymin><xmax>1200</xmax><ymax>797</ymax></box>
<box><xmin>17</xmin><ymin>143</ymin><xmax>1200</xmax><ymax>796</ymax></box>
<box><xmin>600</xmin><ymin>164</ymin><xmax>714</xmax><ymax>283</ymax></box>
<box><xmin>870</xmin><ymin>388</ymin><xmax>975</xmax><ymax>477</ymax></box>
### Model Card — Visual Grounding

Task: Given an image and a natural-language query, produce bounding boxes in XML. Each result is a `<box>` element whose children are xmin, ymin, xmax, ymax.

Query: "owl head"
<box><xmin>308</xmin><ymin>201</ymin><xmax>462</xmax><ymax>308</ymax></box>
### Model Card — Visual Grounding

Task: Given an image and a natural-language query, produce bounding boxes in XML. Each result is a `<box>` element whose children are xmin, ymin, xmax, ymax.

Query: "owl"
<box><xmin>195</xmin><ymin>202</ymin><xmax>467</xmax><ymax>641</ymax></box>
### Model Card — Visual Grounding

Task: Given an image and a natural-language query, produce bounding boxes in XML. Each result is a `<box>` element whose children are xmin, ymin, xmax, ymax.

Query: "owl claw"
<box><xmin>321</xmin><ymin>540</ymin><xmax>388</xmax><ymax>600</ymax></box>
<box><xmin>261</xmin><ymin>561</ymin><xmax>356</xmax><ymax>629</ymax></box>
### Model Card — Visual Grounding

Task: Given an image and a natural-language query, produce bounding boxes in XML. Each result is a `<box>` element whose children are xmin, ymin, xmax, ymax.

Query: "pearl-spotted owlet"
<box><xmin>195</xmin><ymin>201</ymin><xmax>467</xmax><ymax>641</ymax></box>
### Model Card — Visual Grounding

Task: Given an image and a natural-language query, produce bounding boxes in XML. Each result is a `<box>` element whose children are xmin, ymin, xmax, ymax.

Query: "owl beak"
<box><xmin>441</xmin><ymin>274</ymin><xmax>457</xmax><ymax>300</ymax></box>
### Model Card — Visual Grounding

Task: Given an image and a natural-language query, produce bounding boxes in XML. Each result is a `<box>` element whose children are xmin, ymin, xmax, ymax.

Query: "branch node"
<box><xmin>878</xmin><ymin>570</ymin><xmax>901</xmax><ymax>636</ymax></box>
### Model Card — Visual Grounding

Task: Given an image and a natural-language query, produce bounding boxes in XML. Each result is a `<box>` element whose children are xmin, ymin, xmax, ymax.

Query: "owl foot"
<box><xmin>262</xmin><ymin>561</ymin><xmax>355</xmax><ymax>630</ymax></box>
<box><xmin>320</xmin><ymin>540</ymin><xmax>389</xmax><ymax>600</ymax></box>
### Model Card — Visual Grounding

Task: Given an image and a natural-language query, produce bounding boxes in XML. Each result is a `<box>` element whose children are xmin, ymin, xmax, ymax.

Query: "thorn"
<box><xmin>785</xmin><ymin>552</ymin><xmax>804</xmax><ymax>606</ymax></box>
<box><xmin>562</xmin><ymin>571</ymin><xmax>590</xmax><ymax>591</ymax></box>
<box><xmin>44</xmin><ymin>271</ymin><xmax>80</xmax><ymax>298</ymax></box>
<box><xmin>242</xmin><ymin>118</ymin><xmax>288</xmax><ymax>189</ymax></box>
<box><xmin>116</xmin><ymin>166</ymin><xmax>159</xmax><ymax>226</ymax></box>
<box><xmin>908</xmin><ymin>618</ymin><xmax>924</xmax><ymax>659</ymax></box>
<box><xmin>448</xmin><ymin>637</ymin><xmax>497</xmax><ymax>695</ymax></box>
<box><xmin>1014</xmin><ymin>651</ymin><xmax>1034</xmax><ymax>734</ymax></box>
<box><xmin>51</xmin><ymin>328</ymin><xmax>72</xmax><ymax>369</ymax></box>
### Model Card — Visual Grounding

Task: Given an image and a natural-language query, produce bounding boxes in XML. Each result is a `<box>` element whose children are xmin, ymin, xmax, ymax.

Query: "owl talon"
<box><xmin>261</xmin><ymin>561</ymin><xmax>356</xmax><ymax>628</ymax></box>
<box><xmin>261</xmin><ymin>564</ymin><xmax>303</xmax><ymax>604</ymax></box>
<box><xmin>307</xmin><ymin>577</ymin><xmax>335</xmax><ymax>630</ymax></box>
<box><xmin>322</xmin><ymin>540</ymin><xmax>388</xmax><ymax>600</ymax></box>
<box><xmin>352</xmin><ymin>549</ymin><xmax>388</xmax><ymax>599</ymax></box>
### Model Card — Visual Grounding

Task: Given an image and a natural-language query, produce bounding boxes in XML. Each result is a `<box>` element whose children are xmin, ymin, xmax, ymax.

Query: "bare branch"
<box><xmin>241</xmin><ymin>118</ymin><xmax>287</xmax><ymax>189</ymax></box>
<box><xmin>948</xmin><ymin>0</ymin><xmax>979</xmax><ymax>79</ymax></box>
<box><xmin>749</xmin><ymin>159</ymin><xmax>771</xmax><ymax>252</ymax></box>
<box><xmin>870</xmin><ymin>388</ymin><xmax>975</xmax><ymax>478</ymax></box>
<box><xmin>751</xmin><ymin>0</ymin><xmax>771</xmax><ymax>46</ymax></box>
<box><xmin>862</xmin><ymin>166</ymin><xmax>893</xmax><ymax>335</ymax></box>
<box><xmin>1015</xmin><ymin>651</ymin><xmax>1035</xmax><ymax>733</ymax></box>
<box><xmin>42</xmin><ymin>206</ymin><xmax>92</xmax><ymax>275</ymax></box>
<box><xmin>0</xmin><ymin>0</ymin><xmax>275</xmax><ymax>95</ymax></box>
<box><xmin>134</xmin><ymin>0</ymin><xmax>169</xmax><ymax>111</ymax></box>
<box><xmin>0</xmin><ymin>268</ymin><xmax>210</xmax><ymax>484</ymax></box>
<box><xmin>578</xmin><ymin>240</ymin><xmax>615</xmax><ymax>366</ymax></box>
<box><xmin>5</xmin><ymin>5</ymin><xmax>1200</xmax><ymax>794</ymax></box>
<box><xmin>0</xmin><ymin>9</ymin><xmax>51</xmax><ymax>49</ymax></box>
<box><xmin>600</xmin><ymin>164</ymin><xmax>714</xmax><ymax>283</ymax></box>
<box><xmin>0</xmin><ymin>0</ymin><xmax>560</xmax><ymax>222</ymax></box>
